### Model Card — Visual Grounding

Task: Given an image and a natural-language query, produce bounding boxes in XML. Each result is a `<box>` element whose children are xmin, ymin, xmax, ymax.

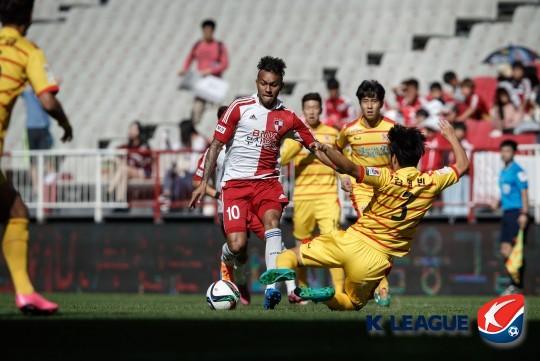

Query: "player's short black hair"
<box><xmin>217</xmin><ymin>105</ymin><xmax>228</xmax><ymax>119</ymax></box>
<box><xmin>430</xmin><ymin>82</ymin><xmax>442</xmax><ymax>91</ymax></box>
<box><xmin>500</xmin><ymin>139</ymin><xmax>518</xmax><ymax>151</ymax></box>
<box><xmin>443</xmin><ymin>71</ymin><xmax>457</xmax><ymax>84</ymax></box>
<box><xmin>453</xmin><ymin>122</ymin><xmax>467</xmax><ymax>132</ymax></box>
<box><xmin>388</xmin><ymin>125</ymin><xmax>426</xmax><ymax>167</ymax></box>
<box><xmin>327</xmin><ymin>78</ymin><xmax>340</xmax><ymax>90</ymax></box>
<box><xmin>257</xmin><ymin>56</ymin><xmax>286</xmax><ymax>78</ymax></box>
<box><xmin>201</xmin><ymin>19</ymin><xmax>216</xmax><ymax>30</ymax></box>
<box><xmin>301</xmin><ymin>92</ymin><xmax>322</xmax><ymax>108</ymax></box>
<box><xmin>356</xmin><ymin>80</ymin><xmax>385</xmax><ymax>102</ymax></box>
<box><xmin>416</xmin><ymin>108</ymin><xmax>430</xmax><ymax>119</ymax></box>
<box><xmin>0</xmin><ymin>0</ymin><xmax>34</xmax><ymax>25</ymax></box>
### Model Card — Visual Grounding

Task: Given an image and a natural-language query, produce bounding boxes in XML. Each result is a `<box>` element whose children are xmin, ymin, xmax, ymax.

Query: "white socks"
<box><xmin>265</xmin><ymin>229</ymin><xmax>296</xmax><ymax>294</ymax></box>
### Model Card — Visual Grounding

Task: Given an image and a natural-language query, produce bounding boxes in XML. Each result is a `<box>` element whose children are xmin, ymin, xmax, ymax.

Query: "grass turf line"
<box><xmin>1</xmin><ymin>293</ymin><xmax>539</xmax><ymax>320</ymax></box>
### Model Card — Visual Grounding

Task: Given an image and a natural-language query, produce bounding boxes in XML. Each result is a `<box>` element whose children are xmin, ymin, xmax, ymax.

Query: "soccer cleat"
<box><xmin>374</xmin><ymin>289</ymin><xmax>392</xmax><ymax>307</ymax></box>
<box><xmin>258</xmin><ymin>268</ymin><xmax>296</xmax><ymax>285</ymax></box>
<box><xmin>263</xmin><ymin>288</ymin><xmax>281</xmax><ymax>310</ymax></box>
<box><xmin>288</xmin><ymin>291</ymin><xmax>308</xmax><ymax>305</ymax></box>
<box><xmin>294</xmin><ymin>286</ymin><xmax>335</xmax><ymax>303</ymax></box>
<box><xmin>237</xmin><ymin>284</ymin><xmax>251</xmax><ymax>305</ymax></box>
<box><xmin>16</xmin><ymin>292</ymin><xmax>59</xmax><ymax>315</ymax></box>
<box><xmin>220</xmin><ymin>261</ymin><xmax>234</xmax><ymax>282</ymax></box>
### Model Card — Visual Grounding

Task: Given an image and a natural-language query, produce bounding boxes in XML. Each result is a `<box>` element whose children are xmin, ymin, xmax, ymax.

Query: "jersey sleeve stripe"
<box><xmin>221</xmin><ymin>97</ymin><xmax>254</xmax><ymax>124</ymax></box>
<box><xmin>36</xmin><ymin>85</ymin><xmax>60</xmax><ymax>97</ymax></box>
<box><xmin>356</xmin><ymin>166</ymin><xmax>365</xmax><ymax>183</ymax></box>
<box><xmin>449</xmin><ymin>164</ymin><xmax>460</xmax><ymax>178</ymax></box>
<box><xmin>0</xmin><ymin>56</ymin><xmax>25</xmax><ymax>68</ymax></box>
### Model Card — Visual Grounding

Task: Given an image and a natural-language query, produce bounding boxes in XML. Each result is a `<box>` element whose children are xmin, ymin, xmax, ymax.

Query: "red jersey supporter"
<box><xmin>419</xmin><ymin>118</ymin><xmax>444</xmax><ymax>172</ymax></box>
<box><xmin>394</xmin><ymin>78</ymin><xmax>425</xmax><ymax>127</ymax></box>
<box><xmin>456</xmin><ymin>78</ymin><xmax>489</xmax><ymax>121</ymax></box>
<box><xmin>323</xmin><ymin>78</ymin><xmax>355</xmax><ymax>129</ymax></box>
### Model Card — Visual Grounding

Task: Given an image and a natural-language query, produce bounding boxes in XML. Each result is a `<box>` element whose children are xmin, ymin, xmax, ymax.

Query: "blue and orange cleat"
<box><xmin>16</xmin><ymin>292</ymin><xmax>59</xmax><ymax>315</ymax></box>
<box><xmin>263</xmin><ymin>288</ymin><xmax>281</xmax><ymax>310</ymax></box>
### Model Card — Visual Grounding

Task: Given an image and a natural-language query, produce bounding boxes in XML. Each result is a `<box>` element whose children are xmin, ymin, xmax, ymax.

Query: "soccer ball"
<box><xmin>206</xmin><ymin>280</ymin><xmax>240</xmax><ymax>310</ymax></box>
<box><xmin>508</xmin><ymin>326</ymin><xmax>519</xmax><ymax>337</ymax></box>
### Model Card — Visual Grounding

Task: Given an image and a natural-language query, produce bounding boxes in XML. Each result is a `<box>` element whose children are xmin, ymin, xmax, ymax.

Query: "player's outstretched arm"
<box><xmin>314</xmin><ymin>143</ymin><xmax>359</xmax><ymax>179</ymax></box>
<box><xmin>189</xmin><ymin>139</ymin><xmax>224</xmax><ymax>207</ymax></box>
<box><xmin>438</xmin><ymin>119</ymin><xmax>469</xmax><ymax>176</ymax></box>
<box><xmin>38</xmin><ymin>92</ymin><xmax>73</xmax><ymax>142</ymax></box>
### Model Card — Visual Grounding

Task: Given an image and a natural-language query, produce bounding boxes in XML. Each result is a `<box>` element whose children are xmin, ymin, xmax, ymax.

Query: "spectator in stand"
<box><xmin>443</xmin><ymin>71</ymin><xmax>464</xmax><ymax>103</ymax></box>
<box><xmin>427</xmin><ymin>82</ymin><xmax>452</xmax><ymax>104</ymax></box>
<box><xmin>108</xmin><ymin>121</ymin><xmax>152</xmax><ymax>201</ymax></box>
<box><xmin>441</xmin><ymin>104</ymin><xmax>459</xmax><ymax>123</ymax></box>
<box><xmin>442</xmin><ymin>122</ymin><xmax>472</xmax><ymax>216</ymax></box>
<box><xmin>511</xmin><ymin>61</ymin><xmax>533</xmax><ymax>110</ymax></box>
<box><xmin>178</xmin><ymin>19</ymin><xmax>229</xmax><ymax>124</ymax></box>
<box><xmin>414</xmin><ymin>108</ymin><xmax>429</xmax><ymax>126</ymax></box>
<box><xmin>178</xmin><ymin>119</ymin><xmax>208</xmax><ymax>153</ymax></box>
<box><xmin>456</xmin><ymin>78</ymin><xmax>489</xmax><ymax>121</ymax></box>
<box><xmin>394</xmin><ymin>78</ymin><xmax>424</xmax><ymax>127</ymax></box>
<box><xmin>323</xmin><ymin>78</ymin><xmax>355</xmax><ymax>129</ymax></box>
<box><xmin>418</xmin><ymin>117</ymin><xmax>443</xmax><ymax>172</ymax></box>
<box><xmin>490</xmin><ymin>87</ymin><xmax>524</xmax><ymax>133</ymax></box>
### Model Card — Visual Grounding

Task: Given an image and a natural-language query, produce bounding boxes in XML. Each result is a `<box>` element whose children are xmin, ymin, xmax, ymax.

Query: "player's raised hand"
<box><xmin>438</xmin><ymin>118</ymin><xmax>456</xmax><ymax>140</ymax></box>
<box><xmin>189</xmin><ymin>182</ymin><xmax>207</xmax><ymax>208</ymax></box>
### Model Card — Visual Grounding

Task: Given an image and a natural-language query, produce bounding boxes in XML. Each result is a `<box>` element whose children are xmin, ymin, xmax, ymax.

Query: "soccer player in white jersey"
<box><xmin>190</xmin><ymin>56</ymin><xmax>329</xmax><ymax>309</ymax></box>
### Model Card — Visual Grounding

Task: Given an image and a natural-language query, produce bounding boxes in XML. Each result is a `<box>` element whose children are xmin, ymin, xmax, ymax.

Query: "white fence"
<box><xmin>1</xmin><ymin>146</ymin><xmax>540</xmax><ymax>223</ymax></box>
<box><xmin>1</xmin><ymin>149</ymin><xmax>129</xmax><ymax>222</ymax></box>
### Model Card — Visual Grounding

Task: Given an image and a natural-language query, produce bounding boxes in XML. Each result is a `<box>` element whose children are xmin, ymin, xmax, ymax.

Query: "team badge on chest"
<box><xmin>274</xmin><ymin>119</ymin><xmax>284</xmax><ymax>132</ymax></box>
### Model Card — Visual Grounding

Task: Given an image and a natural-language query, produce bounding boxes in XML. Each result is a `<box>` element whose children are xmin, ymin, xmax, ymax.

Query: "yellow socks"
<box><xmin>276</xmin><ymin>249</ymin><xmax>298</xmax><ymax>269</ymax></box>
<box><xmin>329</xmin><ymin>268</ymin><xmax>345</xmax><ymax>294</ymax></box>
<box><xmin>2</xmin><ymin>218</ymin><xmax>34</xmax><ymax>295</ymax></box>
<box><xmin>325</xmin><ymin>292</ymin><xmax>357</xmax><ymax>311</ymax></box>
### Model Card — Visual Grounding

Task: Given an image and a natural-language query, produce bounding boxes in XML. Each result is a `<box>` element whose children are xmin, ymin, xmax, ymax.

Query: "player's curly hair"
<box><xmin>388</xmin><ymin>125</ymin><xmax>426</xmax><ymax>167</ymax></box>
<box><xmin>356</xmin><ymin>80</ymin><xmax>385</xmax><ymax>102</ymax></box>
<box><xmin>257</xmin><ymin>56</ymin><xmax>286</xmax><ymax>78</ymax></box>
<box><xmin>0</xmin><ymin>0</ymin><xmax>34</xmax><ymax>25</ymax></box>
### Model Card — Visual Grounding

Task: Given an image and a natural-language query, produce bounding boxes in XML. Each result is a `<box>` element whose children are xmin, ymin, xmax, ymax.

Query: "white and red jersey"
<box><xmin>214</xmin><ymin>95</ymin><xmax>316</xmax><ymax>182</ymax></box>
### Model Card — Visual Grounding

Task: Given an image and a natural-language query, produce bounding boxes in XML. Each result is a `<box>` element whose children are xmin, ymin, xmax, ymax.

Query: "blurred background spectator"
<box><xmin>490</xmin><ymin>86</ymin><xmax>524</xmax><ymax>133</ymax></box>
<box><xmin>323</xmin><ymin>78</ymin><xmax>355</xmax><ymax>129</ymax></box>
<box><xmin>394</xmin><ymin>78</ymin><xmax>425</xmax><ymax>126</ymax></box>
<box><xmin>456</xmin><ymin>78</ymin><xmax>489</xmax><ymax>121</ymax></box>
<box><xmin>178</xmin><ymin>19</ymin><xmax>229</xmax><ymax>125</ymax></box>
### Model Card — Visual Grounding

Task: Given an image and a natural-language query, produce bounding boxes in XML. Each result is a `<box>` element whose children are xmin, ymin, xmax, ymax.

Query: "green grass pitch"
<box><xmin>1</xmin><ymin>293</ymin><xmax>539</xmax><ymax>320</ymax></box>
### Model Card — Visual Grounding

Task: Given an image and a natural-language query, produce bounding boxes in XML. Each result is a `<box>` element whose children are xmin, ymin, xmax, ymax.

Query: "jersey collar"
<box><xmin>254</xmin><ymin>93</ymin><xmax>285</xmax><ymax>110</ymax></box>
<box><xmin>0</xmin><ymin>26</ymin><xmax>23</xmax><ymax>38</ymax></box>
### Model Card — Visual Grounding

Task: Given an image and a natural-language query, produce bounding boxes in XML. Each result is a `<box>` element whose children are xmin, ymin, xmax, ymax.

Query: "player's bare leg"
<box><xmin>3</xmin><ymin>196</ymin><xmax>58</xmax><ymax>315</ymax></box>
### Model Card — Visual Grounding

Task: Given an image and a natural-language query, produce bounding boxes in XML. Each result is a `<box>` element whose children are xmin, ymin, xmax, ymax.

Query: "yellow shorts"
<box><xmin>299</xmin><ymin>230</ymin><xmax>392</xmax><ymax>308</ymax></box>
<box><xmin>292</xmin><ymin>197</ymin><xmax>340</xmax><ymax>240</ymax></box>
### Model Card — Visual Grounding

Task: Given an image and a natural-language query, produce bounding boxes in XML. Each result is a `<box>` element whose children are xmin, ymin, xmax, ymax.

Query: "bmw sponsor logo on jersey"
<box><xmin>477</xmin><ymin>294</ymin><xmax>525</xmax><ymax>348</ymax></box>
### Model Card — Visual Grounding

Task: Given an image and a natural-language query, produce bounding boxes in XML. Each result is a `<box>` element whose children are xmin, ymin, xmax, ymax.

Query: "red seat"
<box><xmin>473</xmin><ymin>77</ymin><xmax>497</xmax><ymax>110</ymax></box>
<box><xmin>465</xmin><ymin>119</ymin><xmax>537</xmax><ymax>149</ymax></box>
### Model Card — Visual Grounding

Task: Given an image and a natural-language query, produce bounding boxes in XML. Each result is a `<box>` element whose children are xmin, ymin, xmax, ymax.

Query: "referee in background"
<box><xmin>492</xmin><ymin>140</ymin><xmax>529</xmax><ymax>295</ymax></box>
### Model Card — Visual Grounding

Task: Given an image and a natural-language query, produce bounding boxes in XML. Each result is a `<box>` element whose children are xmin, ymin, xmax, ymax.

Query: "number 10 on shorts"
<box><xmin>226</xmin><ymin>205</ymin><xmax>240</xmax><ymax>220</ymax></box>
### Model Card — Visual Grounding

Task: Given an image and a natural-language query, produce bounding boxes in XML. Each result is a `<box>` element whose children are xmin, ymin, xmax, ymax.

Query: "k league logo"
<box><xmin>477</xmin><ymin>294</ymin><xmax>526</xmax><ymax>348</ymax></box>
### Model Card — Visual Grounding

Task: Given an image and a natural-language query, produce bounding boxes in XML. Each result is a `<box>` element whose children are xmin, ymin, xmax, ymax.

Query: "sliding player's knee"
<box><xmin>226</xmin><ymin>235</ymin><xmax>247</xmax><ymax>255</ymax></box>
<box><xmin>10</xmin><ymin>196</ymin><xmax>29</xmax><ymax>220</ymax></box>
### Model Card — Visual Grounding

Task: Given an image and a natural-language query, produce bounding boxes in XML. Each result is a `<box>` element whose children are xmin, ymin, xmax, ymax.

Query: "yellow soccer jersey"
<box><xmin>281</xmin><ymin>123</ymin><xmax>339</xmax><ymax>201</ymax></box>
<box><xmin>349</xmin><ymin>165</ymin><xmax>460</xmax><ymax>257</ymax></box>
<box><xmin>335</xmin><ymin>116</ymin><xmax>395</xmax><ymax>205</ymax></box>
<box><xmin>0</xmin><ymin>27</ymin><xmax>58</xmax><ymax>150</ymax></box>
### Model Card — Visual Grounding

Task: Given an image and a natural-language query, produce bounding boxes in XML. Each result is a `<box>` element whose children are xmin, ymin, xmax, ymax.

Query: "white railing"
<box><xmin>1</xmin><ymin>149</ymin><xmax>129</xmax><ymax>222</ymax></box>
<box><xmin>1</xmin><ymin>146</ymin><xmax>539</xmax><ymax>223</ymax></box>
